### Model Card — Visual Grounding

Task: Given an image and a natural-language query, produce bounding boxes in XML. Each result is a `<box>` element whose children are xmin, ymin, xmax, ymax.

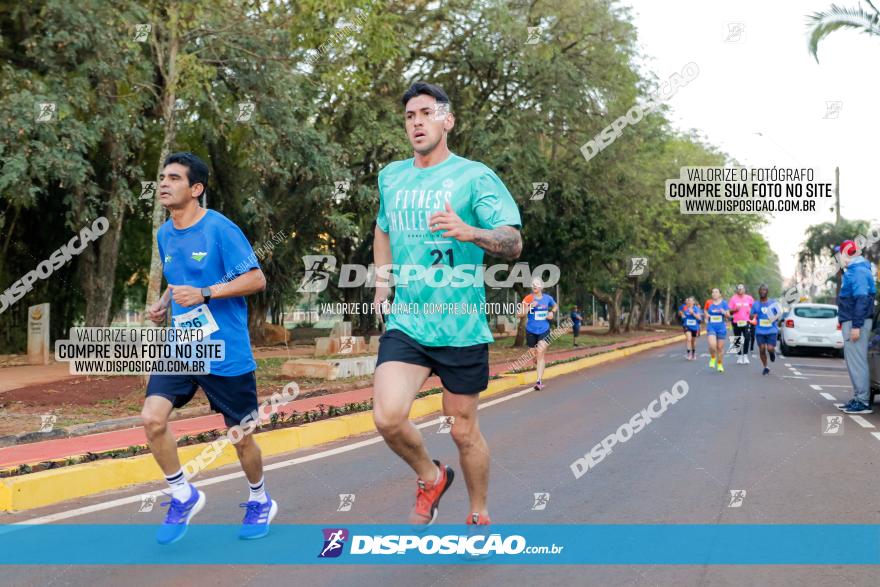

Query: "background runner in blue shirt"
<box><xmin>705</xmin><ymin>288</ymin><xmax>731</xmax><ymax>373</ymax></box>
<box><xmin>750</xmin><ymin>284</ymin><xmax>782</xmax><ymax>376</ymax></box>
<box><xmin>679</xmin><ymin>297</ymin><xmax>702</xmax><ymax>361</ymax></box>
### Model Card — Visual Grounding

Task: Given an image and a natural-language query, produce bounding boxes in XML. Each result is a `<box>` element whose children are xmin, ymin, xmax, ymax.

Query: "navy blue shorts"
<box><xmin>755</xmin><ymin>333</ymin><xmax>778</xmax><ymax>347</ymax></box>
<box><xmin>526</xmin><ymin>329</ymin><xmax>551</xmax><ymax>348</ymax></box>
<box><xmin>146</xmin><ymin>372</ymin><xmax>258</xmax><ymax>427</ymax></box>
<box><xmin>376</xmin><ymin>328</ymin><xmax>489</xmax><ymax>395</ymax></box>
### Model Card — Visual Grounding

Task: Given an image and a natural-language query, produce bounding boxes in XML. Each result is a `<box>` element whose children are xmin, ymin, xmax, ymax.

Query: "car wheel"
<box><xmin>836</xmin><ymin>348</ymin><xmax>844</xmax><ymax>359</ymax></box>
<box><xmin>780</xmin><ymin>339</ymin><xmax>792</xmax><ymax>356</ymax></box>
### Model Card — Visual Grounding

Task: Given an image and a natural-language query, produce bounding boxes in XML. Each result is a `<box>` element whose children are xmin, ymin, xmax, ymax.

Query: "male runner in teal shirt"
<box><xmin>372</xmin><ymin>82</ymin><xmax>522</xmax><ymax>530</ymax></box>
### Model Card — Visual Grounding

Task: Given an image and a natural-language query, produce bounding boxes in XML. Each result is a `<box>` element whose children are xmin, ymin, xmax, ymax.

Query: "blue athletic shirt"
<box><xmin>680</xmin><ymin>305</ymin><xmax>702</xmax><ymax>330</ymax></box>
<box><xmin>750</xmin><ymin>299</ymin><xmax>782</xmax><ymax>335</ymax></box>
<box><xmin>705</xmin><ymin>300</ymin><xmax>729</xmax><ymax>330</ymax></box>
<box><xmin>525</xmin><ymin>293</ymin><xmax>556</xmax><ymax>334</ymax></box>
<box><xmin>157</xmin><ymin>209</ymin><xmax>259</xmax><ymax>376</ymax></box>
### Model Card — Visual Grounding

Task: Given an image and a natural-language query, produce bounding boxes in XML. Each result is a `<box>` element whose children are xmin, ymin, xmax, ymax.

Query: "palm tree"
<box><xmin>806</xmin><ymin>1</ymin><xmax>880</xmax><ymax>62</ymax></box>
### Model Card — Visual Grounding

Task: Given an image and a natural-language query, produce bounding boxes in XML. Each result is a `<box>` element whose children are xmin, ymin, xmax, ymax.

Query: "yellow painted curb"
<box><xmin>0</xmin><ymin>333</ymin><xmax>682</xmax><ymax>512</ymax></box>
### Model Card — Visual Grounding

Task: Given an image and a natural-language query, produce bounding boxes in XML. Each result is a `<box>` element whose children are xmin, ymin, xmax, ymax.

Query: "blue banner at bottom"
<box><xmin>0</xmin><ymin>524</ymin><xmax>878</xmax><ymax>565</ymax></box>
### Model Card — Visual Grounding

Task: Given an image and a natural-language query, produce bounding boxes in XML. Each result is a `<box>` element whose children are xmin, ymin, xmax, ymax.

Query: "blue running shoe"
<box><xmin>156</xmin><ymin>487</ymin><xmax>205</xmax><ymax>545</ymax></box>
<box><xmin>239</xmin><ymin>493</ymin><xmax>278</xmax><ymax>540</ymax></box>
<box><xmin>762</xmin><ymin>367</ymin><xmax>770</xmax><ymax>376</ymax></box>
<box><xmin>837</xmin><ymin>399</ymin><xmax>859</xmax><ymax>412</ymax></box>
<box><xmin>843</xmin><ymin>401</ymin><xmax>873</xmax><ymax>415</ymax></box>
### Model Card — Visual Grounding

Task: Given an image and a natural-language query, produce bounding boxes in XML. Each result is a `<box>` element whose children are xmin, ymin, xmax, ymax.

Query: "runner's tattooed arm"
<box><xmin>429</xmin><ymin>201</ymin><xmax>522</xmax><ymax>259</ymax></box>
<box><xmin>470</xmin><ymin>225</ymin><xmax>523</xmax><ymax>260</ymax></box>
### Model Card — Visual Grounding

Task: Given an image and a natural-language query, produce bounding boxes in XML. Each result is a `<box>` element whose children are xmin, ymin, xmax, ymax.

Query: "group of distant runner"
<box><xmin>678</xmin><ymin>283</ymin><xmax>782</xmax><ymax>375</ymax></box>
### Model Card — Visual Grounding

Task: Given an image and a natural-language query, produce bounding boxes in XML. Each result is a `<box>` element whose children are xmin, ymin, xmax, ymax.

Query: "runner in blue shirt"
<box><xmin>143</xmin><ymin>152</ymin><xmax>276</xmax><ymax>544</ymax></box>
<box><xmin>679</xmin><ymin>297</ymin><xmax>702</xmax><ymax>361</ymax></box>
<box><xmin>517</xmin><ymin>278</ymin><xmax>558</xmax><ymax>390</ymax></box>
<box><xmin>705</xmin><ymin>288</ymin><xmax>731</xmax><ymax>373</ymax></box>
<box><xmin>570</xmin><ymin>305</ymin><xmax>584</xmax><ymax>347</ymax></box>
<box><xmin>750</xmin><ymin>284</ymin><xmax>783</xmax><ymax>376</ymax></box>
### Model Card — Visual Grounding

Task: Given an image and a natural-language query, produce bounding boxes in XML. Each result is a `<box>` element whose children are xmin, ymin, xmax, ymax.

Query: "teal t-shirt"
<box><xmin>376</xmin><ymin>153</ymin><xmax>522</xmax><ymax>347</ymax></box>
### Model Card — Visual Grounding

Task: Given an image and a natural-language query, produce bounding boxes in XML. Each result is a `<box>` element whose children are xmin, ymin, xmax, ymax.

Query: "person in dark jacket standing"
<box><xmin>835</xmin><ymin>239</ymin><xmax>877</xmax><ymax>414</ymax></box>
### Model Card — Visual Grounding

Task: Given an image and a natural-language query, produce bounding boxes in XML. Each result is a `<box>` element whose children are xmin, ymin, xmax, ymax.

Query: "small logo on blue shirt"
<box><xmin>191</xmin><ymin>251</ymin><xmax>208</xmax><ymax>261</ymax></box>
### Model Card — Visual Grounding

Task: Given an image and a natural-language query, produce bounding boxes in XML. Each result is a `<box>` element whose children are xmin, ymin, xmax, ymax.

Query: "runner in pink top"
<box><xmin>729</xmin><ymin>284</ymin><xmax>755</xmax><ymax>364</ymax></box>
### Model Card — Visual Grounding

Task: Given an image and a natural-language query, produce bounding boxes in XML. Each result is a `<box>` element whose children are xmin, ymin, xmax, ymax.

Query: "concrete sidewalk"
<box><xmin>0</xmin><ymin>332</ymin><xmax>676</xmax><ymax>469</ymax></box>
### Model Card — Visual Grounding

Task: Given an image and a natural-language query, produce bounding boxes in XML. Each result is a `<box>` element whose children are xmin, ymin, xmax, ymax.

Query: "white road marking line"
<box><xmin>872</xmin><ymin>432</ymin><xmax>880</xmax><ymax>442</ymax></box>
<box><xmin>820</xmin><ymin>392</ymin><xmax>836</xmax><ymax>401</ymax></box>
<box><xmin>795</xmin><ymin>373</ymin><xmax>850</xmax><ymax>378</ymax></box>
<box><xmin>14</xmin><ymin>386</ymin><xmax>540</xmax><ymax>525</ymax></box>
<box><xmin>792</xmin><ymin>371</ymin><xmax>803</xmax><ymax>375</ymax></box>
<box><xmin>784</xmin><ymin>363</ymin><xmax>792</xmax><ymax>367</ymax></box>
<box><xmin>810</xmin><ymin>384</ymin><xmax>852</xmax><ymax>388</ymax></box>
<box><xmin>780</xmin><ymin>376</ymin><xmax>807</xmax><ymax>379</ymax></box>
<box><xmin>848</xmin><ymin>415</ymin><xmax>875</xmax><ymax>428</ymax></box>
<box><xmin>810</xmin><ymin>384</ymin><xmax>823</xmax><ymax>391</ymax></box>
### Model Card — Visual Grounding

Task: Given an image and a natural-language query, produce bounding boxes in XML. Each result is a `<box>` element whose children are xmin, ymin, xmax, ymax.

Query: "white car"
<box><xmin>779</xmin><ymin>303</ymin><xmax>844</xmax><ymax>357</ymax></box>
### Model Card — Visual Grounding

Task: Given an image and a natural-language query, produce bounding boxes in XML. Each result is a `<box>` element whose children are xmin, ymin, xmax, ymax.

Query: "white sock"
<box><xmin>165</xmin><ymin>469</ymin><xmax>193</xmax><ymax>502</ymax></box>
<box><xmin>249</xmin><ymin>477</ymin><xmax>268</xmax><ymax>504</ymax></box>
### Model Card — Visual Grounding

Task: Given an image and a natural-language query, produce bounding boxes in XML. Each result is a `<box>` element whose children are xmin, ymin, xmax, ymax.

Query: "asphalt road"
<box><xmin>3</xmin><ymin>342</ymin><xmax>878</xmax><ymax>586</ymax></box>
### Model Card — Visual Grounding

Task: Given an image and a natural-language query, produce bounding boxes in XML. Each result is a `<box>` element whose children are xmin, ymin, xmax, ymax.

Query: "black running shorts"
<box><xmin>376</xmin><ymin>328</ymin><xmax>489</xmax><ymax>395</ymax></box>
<box><xmin>526</xmin><ymin>329</ymin><xmax>551</xmax><ymax>348</ymax></box>
<box><xmin>146</xmin><ymin>371</ymin><xmax>258</xmax><ymax>427</ymax></box>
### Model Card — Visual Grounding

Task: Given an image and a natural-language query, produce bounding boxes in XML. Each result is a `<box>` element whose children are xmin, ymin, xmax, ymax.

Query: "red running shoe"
<box><xmin>408</xmin><ymin>459</ymin><xmax>454</xmax><ymax>526</ymax></box>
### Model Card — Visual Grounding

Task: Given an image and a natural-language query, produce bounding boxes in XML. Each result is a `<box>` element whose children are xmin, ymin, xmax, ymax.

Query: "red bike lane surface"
<box><xmin>0</xmin><ymin>332</ymin><xmax>674</xmax><ymax>468</ymax></box>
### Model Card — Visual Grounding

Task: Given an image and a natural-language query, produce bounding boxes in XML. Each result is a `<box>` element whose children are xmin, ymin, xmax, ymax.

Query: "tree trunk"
<box><xmin>512</xmin><ymin>282</ymin><xmax>528</xmax><ymax>347</ymax></box>
<box><xmin>663</xmin><ymin>283</ymin><xmax>672</xmax><ymax>325</ymax></box>
<box><xmin>78</xmin><ymin>83</ymin><xmax>127</xmax><ymax>327</ymax></box>
<box><xmin>79</xmin><ymin>198</ymin><xmax>126</xmax><ymax>326</ymax></box>
<box><xmin>144</xmin><ymin>1</ymin><xmax>181</xmax><ymax>316</ymax></box>
<box><xmin>593</xmin><ymin>287</ymin><xmax>622</xmax><ymax>334</ymax></box>
<box><xmin>637</xmin><ymin>286</ymin><xmax>657</xmax><ymax>330</ymax></box>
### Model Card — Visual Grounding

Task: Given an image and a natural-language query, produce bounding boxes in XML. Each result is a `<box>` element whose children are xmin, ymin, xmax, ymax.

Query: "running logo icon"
<box><xmin>337</xmin><ymin>494</ymin><xmax>355</xmax><ymax>512</ymax></box>
<box><xmin>298</xmin><ymin>255</ymin><xmax>337</xmax><ymax>293</ymax></box>
<box><xmin>432</xmin><ymin>103</ymin><xmax>450</xmax><ymax>121</ymax></box>
<box><xmin>437</xmin><ymin>416</ymin><xmax>454</xmax><ymax>433</ymax></box>
<box><xmin>35</xmin><ymin>102</ymin><xmax>56</xmax><ymax>123</ymax></box>
<box><xmin>823</xmin><ymin>101</ymin><xmax>843</xmax><ymax>119</ymax></box>
<box><xmin>531</xmin><ymin>492</ymin><xmax>550</xmax><ymax>511</ymax></box>
<box><xmin>728</xmin><ymin>490</ymin><xmax>746</xmax><ymax>508</ymax></box>
<box><xmin>191</xmin><ymin>251</ymin><xmax>208</xmax><ymax>262</ymax></box>
<box><xmin>333</xmin><ymin>181</ymin><xmax>351</xmax><ymax>203</ymax></box>
<box><xmin>724</xmin><ymin>22</ymin><xmax>745</xmax><ymax>43</ymax></box>
<box><xmin>530</xmin><ymin>182</ymin><xmax>548</xmax><ymax>201</ymax></box>
<box><xmin>138</xmin><ymin>495</ymin><xmax>156</xmax><ymax>513</ymax></box>
<box><xmin>133</xmin><ymin>23</ymin><xmax>151</xmax><ymax>42</ymax></box>
<box><xmin>727</xmin><ymin>335</ymin><xmax>743</xmax><ymax>354</ymax></box>
<box><xmin>628</xmin><ymin>257</ymin><xmax>648</xmax><ymax>277</ymax></box>
<box><xmin>318</xmin><ymin>528</ymin><xmax>349</xmax><ymax>558</ymax></box>
<box><xmin>39</xmin><ymin>414</ymin><xmax>57</xmax><ymax>433</ymax></box>
<box><xmin>140</xmin><ymin>181</ymin><xmax>157</xmax><ymax>201</ymax></box>
<box><xmin>822</xmin><ymin>414</ymin><xmax>844</xmax><ymax>436</ymax></box>
<box><xmin>526</xmin><ymin>26</ymin><xmax>542</xmax><ymax>45</ymax></box>
<box><xmin>236</xmin><ymin>101</ymin><xmax>255</xmax><ymax>122</ymax></box>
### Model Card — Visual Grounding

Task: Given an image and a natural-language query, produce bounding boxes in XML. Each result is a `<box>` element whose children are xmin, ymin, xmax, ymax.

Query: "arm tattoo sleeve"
<box><xmin>472</xmin><ymin>225</ymin><xmax>522</xmax><ymax>260</ymax></box>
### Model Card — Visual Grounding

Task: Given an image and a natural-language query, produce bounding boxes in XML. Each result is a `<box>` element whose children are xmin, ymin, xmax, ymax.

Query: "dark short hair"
<box><xmin>163</xmin><ymin>152</ymin><xmax>209</xmax><ymax>196</ymax></box>
<box><xmin>401</xmin><ymin>82</ymin><xmax>451</xmax><ymax>109</ymax></box>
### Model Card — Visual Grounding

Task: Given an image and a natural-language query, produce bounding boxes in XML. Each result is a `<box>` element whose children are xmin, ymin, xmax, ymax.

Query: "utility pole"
<box><xmin>834</xmin><ymin>166</ymin><xmax>840</xmax><ymax>226</ymax></box>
